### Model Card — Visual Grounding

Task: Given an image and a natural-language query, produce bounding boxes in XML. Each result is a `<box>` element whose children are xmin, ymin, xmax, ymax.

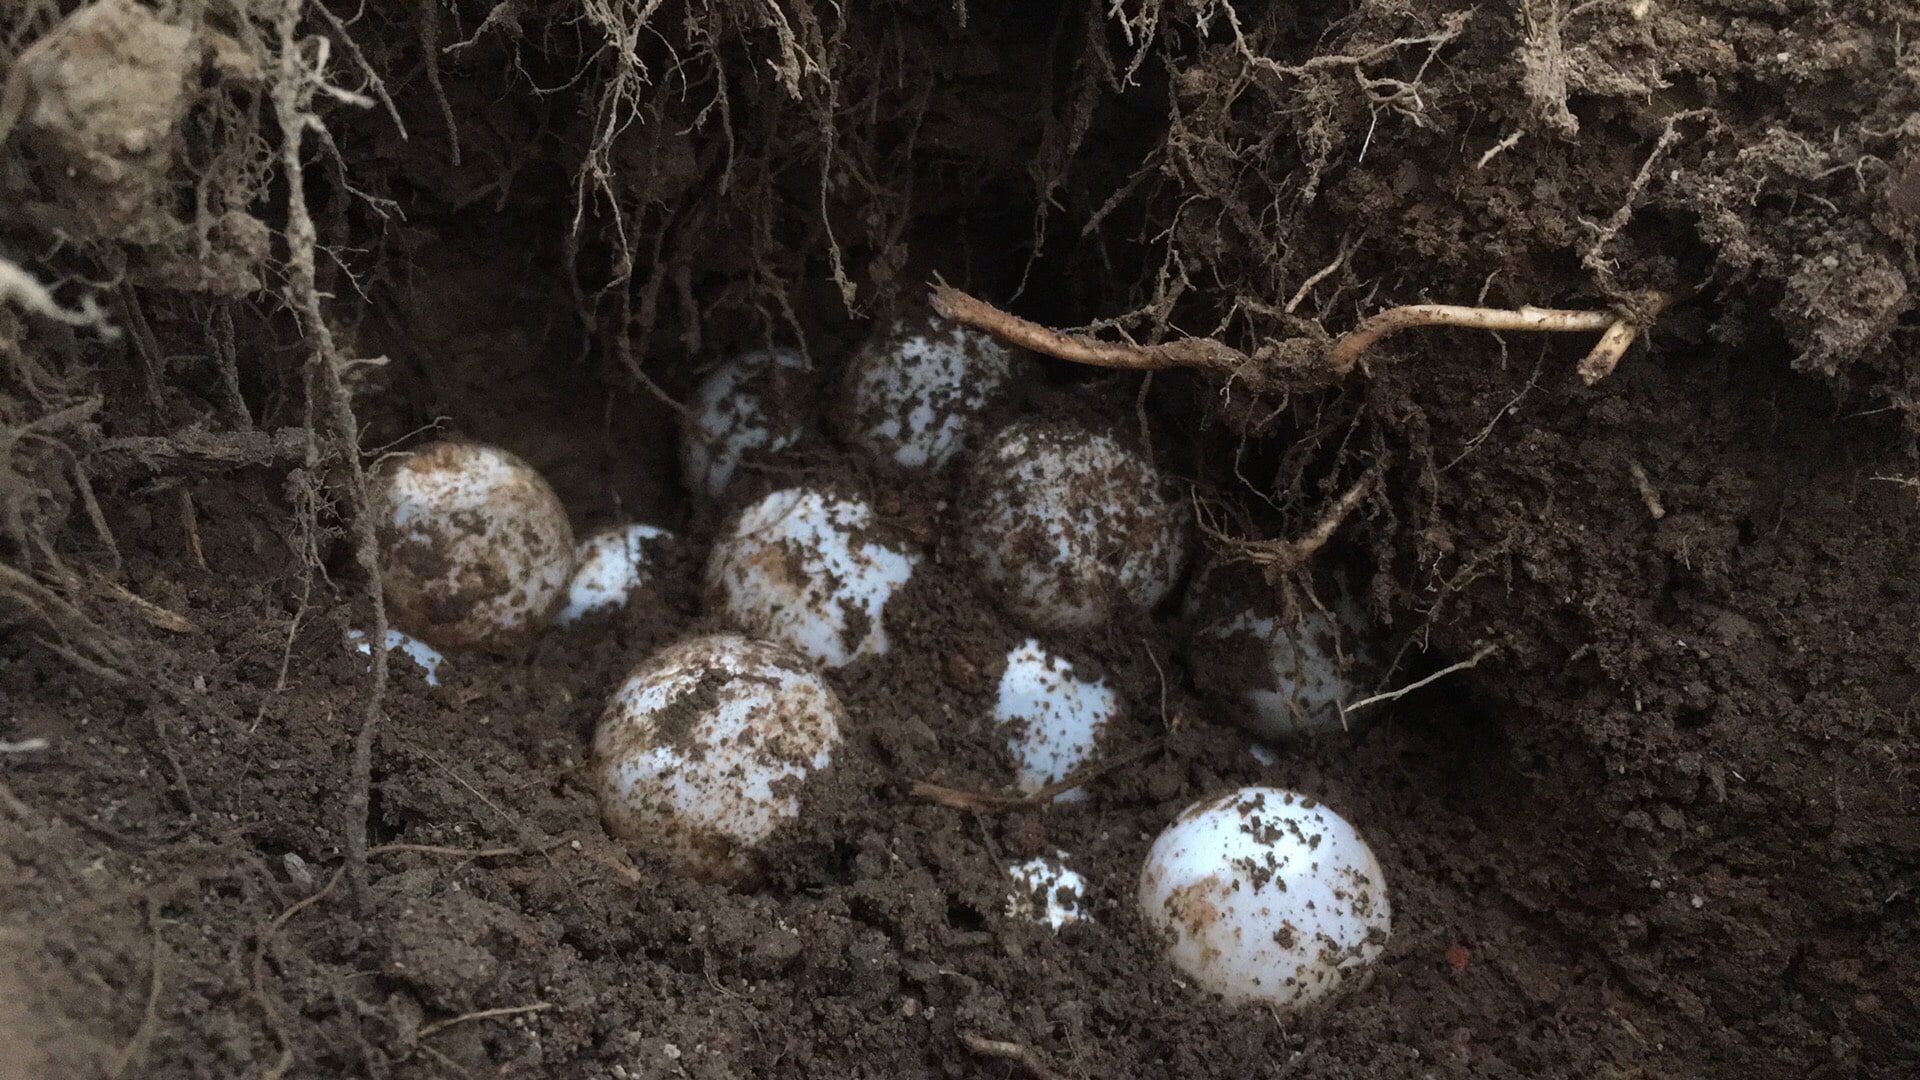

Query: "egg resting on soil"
<box><xmin>837</xmin><ymin>315</ymin><xmax>1014</xmax><ymax>471</ymax></box>
<box><xmin>592</xmin><ymin>634</ymin><xmax>846</xmax><ymax>882</ymax></box>
<box><xmin>958</xmin><ymin>419</ymin><xmax>1189</xmax><ymax>633</ymax></box>
<box><xmin>1006</xmin><ymin>853</ymin><xmax>1090</xmax><ymax>930</ymax></box>
<box><xmin>1137</xmin><ymin>786</ymin><xmax>1391</xmax><ymax>1011</ymax></box>
<box><xmin>994</xmin><ymin>639</ymin><xmax>1119</xmax><ymax>801</ymax></box>
<box><xmin>556</xmin><ymin>524</ymin><xmax>673</xmax><ymax>626</ymax></box>
<box><xmin>373</xmin><ymin>440</ymin><xmax>576</xmax><ymax>649</ymax></box>
<box><xmin>681</xmin><ymin>347</ymin><xmax>812</xmax><ymax>498</ymax></box>
<box><xmin>705</xmin><ymin>487</ymin><xmax>919</xmax><ymax>668</ymax></box>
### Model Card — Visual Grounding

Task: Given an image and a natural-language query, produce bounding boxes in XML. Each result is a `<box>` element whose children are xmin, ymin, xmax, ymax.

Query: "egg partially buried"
<box><xmin>958</xmin><ymin>419</ymin><xmax>1189</xmax><ymax>634</ymax></box>
<box><xmin>705</xmin><ymin>487</ymin><xmax>919</xmax><ymax>668</ymax></box>
<box><xmin>373</xmin><ymin>440</ymin><xmax>575</xmax><ymax>648</ymax></box>
<box><xmin>1137</xmin><ymin>786</ymin><xmax>1391</xmax><ymax>1011</ymax></box>
<box><xmin>345</xmin><ymin>628</ymin><xmax>446</xmax><ymax>686</ymax></box>
<box><xmin>593</xmin><ymin>634</ymin><xmax>845</xmax><ymax>882</ymax></box>
<box><xmin>555</xmin><ymin>524</ymin><xmax>674</xmax><ymax>626</ymax></box>
<box><xmin>1187</xmin><ymin>563</ymin><xmax>1373</xmax><ymax>740</ymax></box>
<box><xmin>681</xmin><ymin>347</ymin><xmax>812</xmax><ymax>499</ymax></box>
<box><xmin>994</xmin><ymin>640</ymin><xmax>1119</xmax><ymax>801</ymax></box>
<box><xmin>1006</xmin><ymin>852</ymin><xmax>1091</xmax><ymax>930</ymax></box>
<box><xmin>838</xmin><ymin>315</ymin><xmax>1014</xmax><ymax>471</ymax></box>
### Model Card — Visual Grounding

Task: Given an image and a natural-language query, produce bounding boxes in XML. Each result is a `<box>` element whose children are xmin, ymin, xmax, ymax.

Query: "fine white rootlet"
<box><xmin>556</xmin><ymin>524</ymin><xmax>674</xmax><ymax>626</ymax></box>
<box><xmin>593</xmin><ymin>634</ymin><xmax>846</xmax><ymax>881</ymax></box>
<box><xmin>681</xmin><ymin>347</ymin><xmax>809</xmax><ymax>498</ymax></box>
<box><xmin>994</xmin><ymin>640</ymin><xmax>1120</xmax><ymax>801</ymax></box>
<box><xmin>346</xmin><ymin>628</ymin><xmax>445</xmax><ymax>686</ymax></box>
<box><xmin>839</xmin><ymin>317</ymin><xmax>1013</xmax><ymax>470</ymax></box>
<box><xmin>1006</xmin><ymin>853</ymin><xmax>1090</xmax><ymax>930</ymax></box>
<box><xmin>373</xmin><ymin>440</ymin><xmax>575</xmax><ymax>648</ymax></box>
<box><xmin>1138</xmin><ymin>786</ymin><xmax>1391</xmax><ymax>1010</ymax></box>
<box><xmin>959</xmin><ymin>419</ymin><xmax>1189</xmax><ymax>633</ymax></box>
<box><xmin>705</xmin><ymin>487</ymin><xmax>919</xmax><ymax>668</ymax></box>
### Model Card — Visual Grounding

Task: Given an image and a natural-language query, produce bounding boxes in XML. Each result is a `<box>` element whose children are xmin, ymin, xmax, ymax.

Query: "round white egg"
<box><xmin>373</xmin><ymin>440</ymin><xmax>575</xmax><ymax>648</ymax></box>
<box><xmin>1006</xmin><ymin>853</ymin><xmax>1090</xmax><ymax>930</ymax></box>
<box><xmin>681</xmin><ymin>347</ymin><xmax>811</xmax><ymax>499</ymax></box>
<box><xmin>838</xmin><ymin>316</ymin><xmax>1013</xmax><ymax>470</ymax></box>
<box><xmin>1138</xmin><ymin>786</ymin><xmax>1391</xmax><ymax>1010</ymax></box>
<box><xmin>592</xmin><ymin>634</ymin><xmax>845</xmax><ymax>881</ymax></box>
<box><xmin>705</xmin><ymin>487</ymin><xmax>919</xmax><ymax>668</ymax></box>
<box><xmin>958</xmin><ymin>419</ymin><xmax>1189</xmax><ymax>633</ymax></box>
<box><xmin>555</xmin><ymin>524</ymin><xmax>673</xmax><ymax>626</ymax></box>
<box><xmin>994</xmin><ymin>640</ymin><xmax>1119</xmax><ymax>801</ymax></box>
<box><xmin>1187</xmin><ymin>564</ymin><xmax>1374</xmax><ymax>739</ymax></box>
<box><xmin>346</xmin><ymin>628</ymin><xmax>446</xmax><ymax>686</ymax></box>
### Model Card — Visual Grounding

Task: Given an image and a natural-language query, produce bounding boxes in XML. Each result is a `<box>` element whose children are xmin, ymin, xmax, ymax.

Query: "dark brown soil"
<box><xmin>4</xmin><ymin>1</ymin><xmax>1919</xmax><ymax>1078</ymax></box>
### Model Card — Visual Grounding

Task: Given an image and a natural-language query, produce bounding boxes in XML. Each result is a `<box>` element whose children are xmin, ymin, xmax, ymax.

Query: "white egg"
<box><xmin>1006</xmin><ymin>852</ymin><xmax>1090</xmax><ymax>929</ymax></box>
<box><xmin>1138</xmin><ymin>786</ymin><xmax>1391</xmax><ymax>1010</ymax></box>
<box><xmin>346</xmin><ymin>628</ymin><xmax>445</xmax><ymax>686</ymax></box>
<box><xmin>958</xmin><ymin>419</ymin><xmax>1189</xmax><ymax>633</ymax></box>
<box><xmin>681</xmin><ymin>347</ymin><xmax>811</xmax><ymax>499</ymax></box>
<box><xmin>705</xmin><ymin>487</ymin><xmax>919</xmax><ymax>668</ymax></box>
<box><xmin>1188</xmin><ymin>566</ymin><xmax>1373</xmax><ymax>739</ymax></box>
<box><xmin>838</xmin><ymin>316</ymin><xmax>1013</xmax><ymax>470</ymax></box>
<box><xmin>373</xmin><ymin>440</ymin><xmax>575</xmax><ymax>648</ymax></box>
<box><xmin>994</xmin><ymin>640</ymin><xmax>1119</xmax><ymax>801</ymax></box>
<box><xmin>555</xmin><ymin>524</ymin><xmax>673</xmax><ymax>626</ymax></box>
<box><xmin>592</xmin><ymin>634</ymin><xmax>845</xmax><ymax>882</ymax></box>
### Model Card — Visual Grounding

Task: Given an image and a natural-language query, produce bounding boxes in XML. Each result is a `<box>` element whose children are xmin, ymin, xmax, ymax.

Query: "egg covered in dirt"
<box><xmin>705</xmin><ymin>487</ymin><xmax>919</xmax><ymax>668</ymax></box>
<box><xmin>593</xmin><ymin>634</ymin><xmax>845</xmax><ymax>882</ymax></box>
<box><xmin>373</xmin><ymin>440</ymin><xmax>575</xmax><ymax>649</ymax></box>
<box><xmin>993</xmin><ymin>639</ymin><xmax>1120</xmax><ymax>801</ymax></box>
<box><xmin>958</xmin><ymin>419</ymin><xmax>1189</xmax><ymax>633</ymax></box>
<box><xmin>1137</xmin><ymin>786</ymin><xmax>1391</xmax><ymax>1011</ymax></box>
<box><xmin>1186</xmin><ymin>562</ymin><xmax>1373</xmax><ymax>740</ymax></box>
<box><xmin>681</xmin><ymin>346</ymin><xmax>813</xmax><ymax>499</ymax></box>
<box><xmin>837</xmin><ymin>314</ymin><xmax>1014</xmax><ymax>471</ymax></box>
<box><xmin>1006</xmin><ymin>852</ymin><xmax>1091</xmax><ymax>930</ymax></box>
<box><xmin>555</xmin><ymin>524</ymin><xmax>674</xmax><ymax>626</ymax></box>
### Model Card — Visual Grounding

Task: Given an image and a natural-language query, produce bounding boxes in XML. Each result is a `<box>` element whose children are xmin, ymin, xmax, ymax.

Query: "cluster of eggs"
<box><xmin>357</xmin><ymin>311</ymin><xmax>1392</xmax><ymax>1014</ymax></box>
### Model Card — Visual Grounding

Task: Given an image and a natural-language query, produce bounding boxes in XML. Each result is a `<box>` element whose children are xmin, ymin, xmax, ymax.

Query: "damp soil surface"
<box><xmin>4</xmin><ymin>1</ymin><xmax>1920</xmax><ymax>1078</ymax></box>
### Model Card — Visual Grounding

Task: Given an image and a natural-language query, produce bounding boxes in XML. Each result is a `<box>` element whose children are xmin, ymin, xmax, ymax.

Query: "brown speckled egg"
<box><xmin>592</xmin><ymin>634</ymin><xmax>845</xmax><ymax>883</ymax></box>
<box><xmin>373</xmin><ymin>440</ymin><xmax>575</xmax><ymax>649</ymax></box>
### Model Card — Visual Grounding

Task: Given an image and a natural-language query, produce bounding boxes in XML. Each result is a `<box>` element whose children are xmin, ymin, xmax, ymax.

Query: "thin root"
<box><xmin>959</xmin><ymin>1033</ymin><xmax>1060</xmax><ymax>1080</ymax></box>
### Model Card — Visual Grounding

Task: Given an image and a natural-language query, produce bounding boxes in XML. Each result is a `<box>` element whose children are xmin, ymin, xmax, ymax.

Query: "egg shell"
<box><xmin>1186</xmin><ymin>563</ymin><xmax>1374</xmax><ymax>739</ymax></box>
<box><xmin>705</xmin><ymin>487</ymin><xmax>919</xmax><ymax>668</ymax></box>
<box><xmin>837</xmin><ymin>315</ymin><xmax>1014</xmax><ymax>470</ymax></box>
<box><xmin>1137</xmin><ymin>786</ymin><xmax>1391</xmax><ymax>1010</ymax></box>
<box><xmin>958</xmin><ymin>419</ymin><xmax>1189</xmax><ymax>633</ymax></box>
<box><xmin>681</xmin><ymin>347</ymin><xmax>812</xmax><ymax>499</ymax></box>
<box><xmin>373</xmin><ymin>440</ymin><xmax>576</xmax><ymax>649</ymax></box>
<box><xmin>346</xmin><ymin>628</ymin><xmax>445</xmax><ymax>686</ymax></box>
<box><xmin>1006</xmin><ymin>853</ymin><xmax>1090</xmax><ymax>929</ymax></box>
<box><xmin>592</xmin><ymin>634</ymin><xmax>845</xmax><ymax>882</ymax></box>
<box><xmin>994</xmin><ymin>640</ymin><xmax>1119</xmax><ymax>801</ymax></box>
<box><xmin>555</xmin><ymin>524</ymin><xmax>673</xmax><ymax>626</ymax></box>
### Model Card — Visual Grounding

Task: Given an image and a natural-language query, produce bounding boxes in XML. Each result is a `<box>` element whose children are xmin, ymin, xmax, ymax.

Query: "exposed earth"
<box><xmin>2</xmin><ymin>1</ymin><xmax>1917</xmax><ymax>1077</ymax></box>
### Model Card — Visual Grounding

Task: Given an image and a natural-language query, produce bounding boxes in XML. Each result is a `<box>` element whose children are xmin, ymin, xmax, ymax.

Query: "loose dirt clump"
<box><xmin>3</xmin><ymin>1</ymin><xmax>1918</xmax><ymax>1077</ymax></box>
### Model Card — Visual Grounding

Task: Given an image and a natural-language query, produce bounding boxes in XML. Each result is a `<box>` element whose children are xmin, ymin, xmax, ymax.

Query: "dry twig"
<box><xmin>959</xmin><ymin>1032</ymin><xmax>1060</xmax><ymax>1080</ymax></box>
<box><xmin>910</xmin><ymin>742</ymin><xmax>1163</xmax><ymax>812</ymax></box>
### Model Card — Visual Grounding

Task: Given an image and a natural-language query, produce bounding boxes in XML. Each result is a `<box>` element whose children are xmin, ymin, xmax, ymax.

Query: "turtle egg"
<box><xmin>705</xmin><ymin>487</ymin><xmax>919</xmax><ymax>668</ymax></box>
<box><xmin>555</xmin><ymin>524</ymin><xmax>674</xmax><ymax>626</ymax></box>
<box><xmin>346</xmin><ymin>628</ymin><xmax>445</xmax><ymax>686</ymax></box>
<box><xmin>1006</xmin><ymin>852</ymin><xmax>1090</xmax><ymax>929</ymax></box>
<box><xmin>592</xmin><ymin>634</ymin><xmax>845</xmax><ymax>882</ymax></box>
<box><xmin>1138</xmin><ymin>786</ymin><xmax>1391</xmax><ymax>1011</ymax></box>
<box><xmin>994</xmin><ymin>640</ymin><xmax>1119</xmax><ymax>801</ymax></box>
<box><xmin>681</xmin><ymin>346</ymin><xmax>812</xmax><ymax>499</ymax></box>
<box><xmin>958</xmin><ymin>419</ymin><xmax>1189</xmax><ymax>633</ymax></box>
<box><xmin>1188</xmin><ymin>566</ymin><xmax>1373</xmax><ymax>739</ymax></box>
<box><xmin>373</xmin><ymin>440</ymin><xmax>575</xmax><ymax>648</ymax></box>
<box><xmin>837</xmin><ymin>315</ymin><xmax>1013</xmax><ymax>470</ymax></box>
